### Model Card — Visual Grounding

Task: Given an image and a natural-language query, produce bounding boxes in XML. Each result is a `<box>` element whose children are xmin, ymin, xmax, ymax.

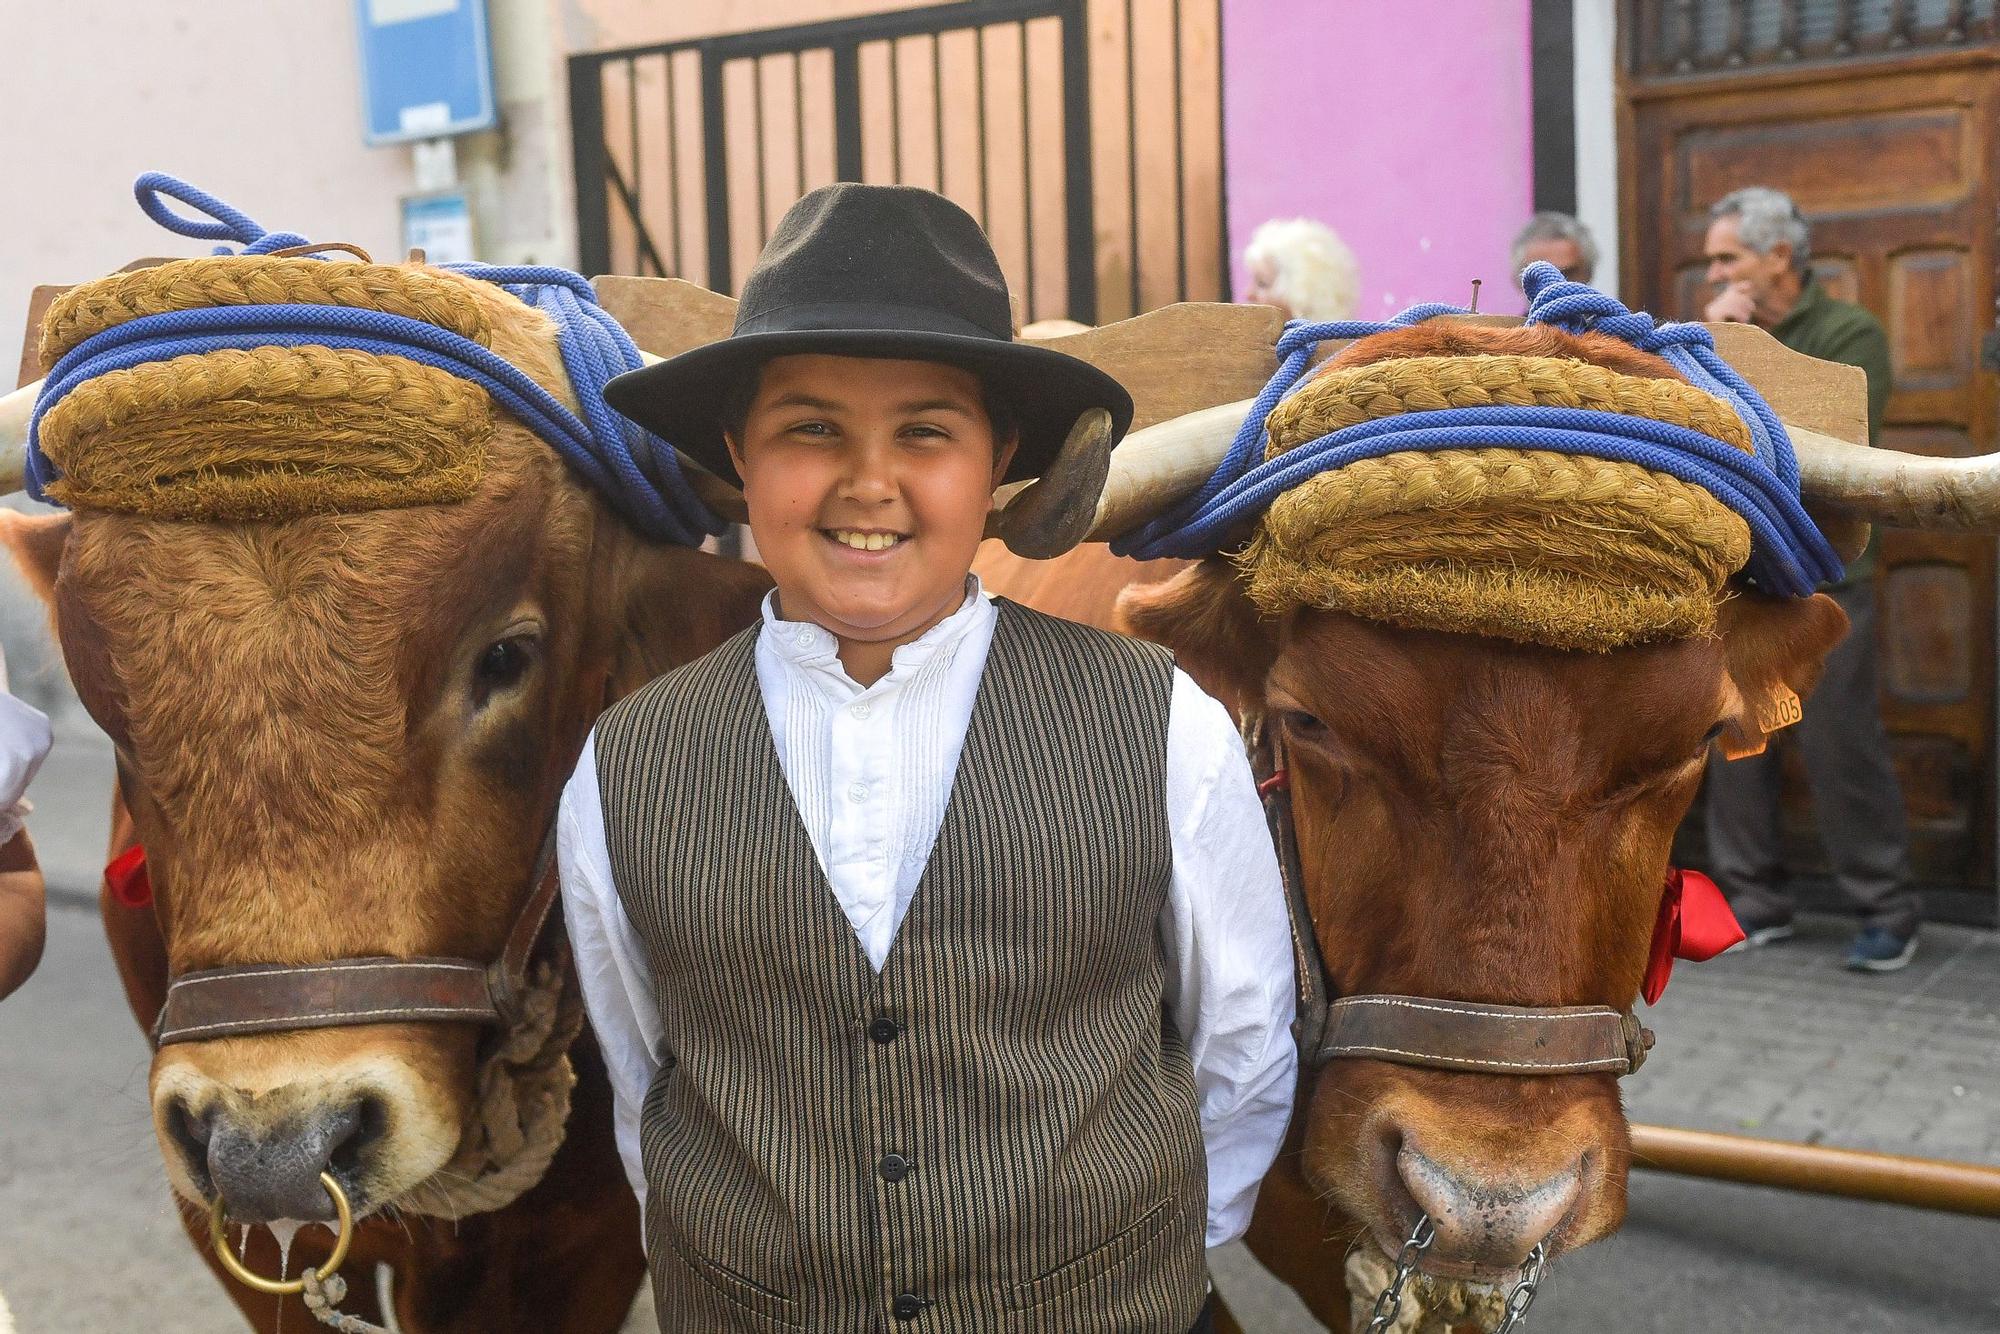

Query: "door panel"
<box><xmin>1630</xmin><ymin>53</ymin><xmax>2000</xmax><ymax>921</ymax></box>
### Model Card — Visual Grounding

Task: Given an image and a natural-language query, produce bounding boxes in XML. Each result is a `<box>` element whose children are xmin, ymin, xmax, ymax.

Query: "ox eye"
<box><xmin>472</xmin><ymin>634</ymin><xmax>536</xmax><ymax>707</ymax></box>
<box><xmin>1278</xmin><ymin>708</ymin><xmax>1331</xmax><ymax>743</ymax></box>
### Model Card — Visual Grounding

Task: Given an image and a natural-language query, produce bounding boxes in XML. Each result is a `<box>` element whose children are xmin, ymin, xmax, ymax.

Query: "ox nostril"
<box><xmin>207</xmin><ymin>1097</ymin><xmax>370</xmax><ymax>1224</ymax></box>
<box><xmin>329</xmin><ymin>1095</ymin><xmax>387</xmax><ymax>1180</ymax></box>
<box><xmin>166</xmin><ymin>1098</ymin><xmax>216</xmax><ymax>1192</ymax></box>
<box><xmin>1395</xmin><ymin>1146</ymin><xmax>1581</xmax><ymax>1270</ymax></box>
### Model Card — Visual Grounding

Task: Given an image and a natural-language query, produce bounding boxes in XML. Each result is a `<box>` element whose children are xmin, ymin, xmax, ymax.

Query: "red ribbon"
<box><xmin>1642</xmin><ymin>867</ymin><xmax>1743</xmax><ymax>1005</ymax></box>
<box><xmin>104</xmin><ymin>844</ymin><xmax>152</xmax><ymax>909</ymax></box>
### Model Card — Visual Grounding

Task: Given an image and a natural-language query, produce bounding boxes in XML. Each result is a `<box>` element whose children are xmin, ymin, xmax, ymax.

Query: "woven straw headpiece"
<box><xmin>26</xmin><ymin>174</ymin><xmax>721</xmax><ymax>542</ymax></box>
<box><xmin>1112</xmin><ymin>264</ymin><xmax>1842</xmax><ymax>651</ymax></box>
<box><xmin>37</xmin><ymin>256</ymin><xmax>494</xmax><ymax>521</ymax></box>
<box><xmin>1240</xmin><ymin>331</ymin><xmax>1755</xmax><ymax>650</ymax></box>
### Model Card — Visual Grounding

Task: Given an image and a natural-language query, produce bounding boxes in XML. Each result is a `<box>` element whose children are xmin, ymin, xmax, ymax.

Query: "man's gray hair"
<box><xmin>1510</xmin><ymin>211</ymin><xmax>1598</xmax><ymax>282</ymax></box>
<box><xmin>1710</xmin><ymin>187</ymin><xmax>1811</xmax><ymax>272</ymax></box>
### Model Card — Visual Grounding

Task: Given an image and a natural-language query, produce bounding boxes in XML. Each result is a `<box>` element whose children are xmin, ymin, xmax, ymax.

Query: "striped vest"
<box><xmin>595</xmin><ymin>600</ymin><xmax>1208</xmax><ymax>1333</ymax></box>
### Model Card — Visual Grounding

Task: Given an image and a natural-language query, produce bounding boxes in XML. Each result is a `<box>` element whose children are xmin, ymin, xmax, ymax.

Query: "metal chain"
<box><xmin>1362</xmin><ymin>1214</ymin><xmax>1435</xmax><ymax>1334</ymax></box>
<box><xmin>1492</xmin><ymin>1242</ymin><xmax>1548</xmax><ymax>1334</ymax></box>
<box><xmin>1361</xmin><ymin>1221</ymin><xmax>1548</xmax><ymax>1334</ymax></box>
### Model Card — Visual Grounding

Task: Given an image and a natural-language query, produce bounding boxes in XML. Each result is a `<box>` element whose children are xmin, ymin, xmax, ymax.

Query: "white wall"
<box><xmin>0</xmin><ymin>1</ymin><xmax>571</xmax><ymax>358</ymax></box>
<box><xmin>1573</xmin><ymin>0</ymin><xmax>1621</xmax><ymax>299</ymax></box>
<box><xmin>0</xmin><ymin>0</ymin><xmax>569</xmax><ymax>723</ymax></box>
<box><xmin>0</xmin><ymin>3</ymin><xmax>415</xmax><ymax>348</ymax></box>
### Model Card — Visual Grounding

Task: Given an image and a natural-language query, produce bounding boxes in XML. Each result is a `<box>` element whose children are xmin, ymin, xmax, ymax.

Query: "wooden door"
<box><xmin>1626</xmin><ymin>44</ymin><xmax>2000</xmax><ymax>923</ymax></box>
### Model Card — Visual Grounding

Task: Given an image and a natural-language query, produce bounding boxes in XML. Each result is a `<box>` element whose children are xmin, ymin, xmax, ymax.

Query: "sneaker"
<box><xmin>1723</xmin><ymin>909</ymin><xmax>1795</xmax><ymax>952</ymax></box>
<box><xmin>1845</xmin><ymin>927</ymin><xmax>1917</xmax><ymax>973</ymax></box>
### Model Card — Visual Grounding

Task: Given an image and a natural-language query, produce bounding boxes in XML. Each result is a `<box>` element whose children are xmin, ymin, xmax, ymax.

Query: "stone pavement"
<box><xmin>1620</xmin><ymin>913</ymin><xmax>2000</xmax><ymax>1166</ymax></box>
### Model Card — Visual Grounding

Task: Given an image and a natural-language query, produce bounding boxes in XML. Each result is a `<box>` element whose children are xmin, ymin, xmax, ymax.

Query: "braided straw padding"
<box><xmin>1242</xmin><ymin>353</ymin><xmax>1754</xmax><ymax>650</ymax></box>
<box><xmin>1263</xmin><ymin>353</ymin><xmax>1755</xmax><ymax>458</ymax></box>
<box><xmin>38</xmin><ymin>346</ymin><xmax>490</xmax><ymax>520</ymax></box>
<box><xmin>40</xmin><ymin>256</ymin><xmax>493</xmax><ymax>367</ymax></box>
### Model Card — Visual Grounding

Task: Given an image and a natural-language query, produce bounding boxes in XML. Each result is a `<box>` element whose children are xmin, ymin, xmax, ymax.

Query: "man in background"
<box><xmin>1700</xmin><ymin>185</ymin><xmax>1920</xmax><ymax>972</ymax></box>
<box><xmin>1512</xmin><ymin>211</ymin><xmax>1598</xmax><ymax>286</ymax></box>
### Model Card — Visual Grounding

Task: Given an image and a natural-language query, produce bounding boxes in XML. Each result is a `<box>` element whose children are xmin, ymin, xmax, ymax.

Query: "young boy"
<box><xmin>560</xmin><ymin>183</ymin><xmax>1295</xmax><ymax>1332</ymax></box>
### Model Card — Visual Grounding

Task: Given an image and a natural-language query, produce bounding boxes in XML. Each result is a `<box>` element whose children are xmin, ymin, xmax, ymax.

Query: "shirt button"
<box><xmin>868</xmin><ymin>1016</ymin><xmax>900</xmax><ymax>1044</ymax></box>
<box><xmin>847</xmin><ymin>782</ymin><xmax>869</xmax><ymax>802</ymax></box>
<box><xmin>795</xmin><ymin>628</ymin><xmax>815</xmax><ymax>647</ymax></box>
<box><xmin>850</xmin><ymin>701</ymin><xmax>872</xmax><ymax>720</ymax></box>
<box><xmin>878</xmin><ymin>1152</ymin><xmax>912</xmax><ymax>1183</ymax></box>
<box><xmin>892</xmin><ymin>1293</ymin><xmax>924</xmax><ymax>1321</ymax></box>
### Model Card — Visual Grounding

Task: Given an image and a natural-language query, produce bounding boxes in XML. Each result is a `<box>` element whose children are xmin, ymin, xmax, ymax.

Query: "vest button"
<box><xmin>892</xmin><ymin>1293</ymin><xmax>924</xmax><ymax>1320</ymax></box>
<box><xmin>878</xmin><ymin>1152</ymin><xmax>912</xmax><ymax>1183</ymax></box>
<box><xmin>868</xmin><ymin>1016</ymin><xmax>900</xmax><ymax>1044</ymax></box>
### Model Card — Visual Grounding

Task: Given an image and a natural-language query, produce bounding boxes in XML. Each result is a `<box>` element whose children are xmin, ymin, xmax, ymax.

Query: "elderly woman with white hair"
<box><xmin>1240</xmin><ymin>217</ymin><xmax>1359</xmax><ymax>323</ymax></box>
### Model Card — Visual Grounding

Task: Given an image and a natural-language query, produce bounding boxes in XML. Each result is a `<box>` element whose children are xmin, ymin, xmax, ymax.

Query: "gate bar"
<box><xmin>1630</xmin><ymin>1124</ymin><xmax>2000</xmax><ymax>1218</ymax></box>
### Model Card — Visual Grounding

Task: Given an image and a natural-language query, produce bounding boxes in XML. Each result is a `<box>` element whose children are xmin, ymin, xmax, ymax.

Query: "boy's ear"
<box><xmin>991</xmin><ymin>431</ymin><xmax>1020</xmax><ymax>487</ymax></box>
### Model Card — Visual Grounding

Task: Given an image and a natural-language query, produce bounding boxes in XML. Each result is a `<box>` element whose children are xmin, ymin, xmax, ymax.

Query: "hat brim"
<box><xmin>603</xmin><ymin>329</ymin><xmax>1135</xmax><ymax>489</ymax></box>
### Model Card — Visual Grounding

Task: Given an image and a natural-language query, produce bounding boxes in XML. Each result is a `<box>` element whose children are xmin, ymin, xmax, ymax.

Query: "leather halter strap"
<box><xmin>1246</xmin><ymin>717</ymin><xmax>1652</xmax><ymax>1079</ymax></box>
<box><xmin>153</xmin><ymin>831</ymin><xmax>565</xmax><ymax>1048</ymax></box>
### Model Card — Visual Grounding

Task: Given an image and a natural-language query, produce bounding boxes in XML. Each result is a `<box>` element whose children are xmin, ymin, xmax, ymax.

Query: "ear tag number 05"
<box><xmin>1753</xmin><ymin>685</ymin><xmax>1803</xmax><ymax>735</ymax></box>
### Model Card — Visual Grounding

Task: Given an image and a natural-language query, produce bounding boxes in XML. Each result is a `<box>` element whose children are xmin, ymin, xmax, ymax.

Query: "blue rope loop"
<box><xmin>33</xmin><ymin>174</ymin><xmax>723</xmax><ymax>545</ymax></box>
<box><xmin>1113</xmin><ymin>260</ymin><xmax>1841</xmax><ymax>597</ymax></box>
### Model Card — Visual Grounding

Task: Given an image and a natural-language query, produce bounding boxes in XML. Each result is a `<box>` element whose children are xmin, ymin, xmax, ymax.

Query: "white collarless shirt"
<box><xmin>558</xmin><ymin>579</ymin><xmax>1297</xmax><ymax>1248</ymax></box>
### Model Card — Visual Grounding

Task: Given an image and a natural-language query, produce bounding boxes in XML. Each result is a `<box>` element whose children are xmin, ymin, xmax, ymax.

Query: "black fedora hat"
<box><xmin>603</xmin><ymin>182</ymin><xmax>1134</xmax><ymax>488</ymax></box>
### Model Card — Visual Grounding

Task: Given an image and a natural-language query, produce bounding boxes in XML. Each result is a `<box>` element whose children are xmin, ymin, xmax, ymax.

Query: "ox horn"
<box><xmin>0</xmin><ymin>380</ymin><xmax>35</xmax><ymax>496</ymax></box>
<box><xmin>1081</xmin><ymin>398</ymin><xmax>1254</xmax><ymax>542</ymax></box>
<box><xmin>990</xmin><ymin>408</ymin><xmax>1115</xmax><ymax>557</ymax></box>
<box><xmin>1791</xmin><ymin>424</ymin><xmax>2000</xmax><ymax>531</ymax></box>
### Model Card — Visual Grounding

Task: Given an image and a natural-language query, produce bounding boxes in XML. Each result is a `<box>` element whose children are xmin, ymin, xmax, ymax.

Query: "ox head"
<box><xmin>0</xmin><ymin>258</ymin><xmax>769</xmax><ymax>1226</ymax></box>
<box><xmin>1085</xmin><ymin>317</ymin><xmax>2000</xmax><ymax>1285</ymax></box>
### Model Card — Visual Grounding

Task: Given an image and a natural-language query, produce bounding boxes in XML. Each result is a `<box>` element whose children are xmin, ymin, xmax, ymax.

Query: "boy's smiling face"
<box><xmin>726</xmin><ymin>353</ymin><xmax>1017</xmax><ymax>679</ymax></box>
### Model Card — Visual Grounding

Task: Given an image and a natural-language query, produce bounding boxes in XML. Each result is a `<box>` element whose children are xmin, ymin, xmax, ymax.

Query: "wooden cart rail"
<box><xmin>1630</xmin><ymin>1124</ymin><xmax>2000</xmax><ymax>1219</ymax></box>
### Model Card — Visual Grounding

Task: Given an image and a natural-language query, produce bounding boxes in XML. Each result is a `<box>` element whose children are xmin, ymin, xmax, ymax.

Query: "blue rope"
<box><xmin>1114</xmin><ymin>260</ymin><xmax>1841</xmax><ymax>597</ymax></box>
<box><xmin>29</xmin><ymin>174</ymin><xmax>723</xmax><ymax>545</ymax></box>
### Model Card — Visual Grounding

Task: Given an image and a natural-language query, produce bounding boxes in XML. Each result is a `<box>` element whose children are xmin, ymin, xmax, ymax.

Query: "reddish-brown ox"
<box><xmin>980</xmin><ymin>316</ymin><xmax>2000</xmax><ymax>1330</ymax></box>
<box><xmin>0</xmin><ymin>263</ymin><xmax>772</xmax><ymax>1331</ymax></box>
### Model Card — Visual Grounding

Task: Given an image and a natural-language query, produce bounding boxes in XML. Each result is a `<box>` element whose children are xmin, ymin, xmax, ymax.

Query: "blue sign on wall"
<box><xmin>356</xmin><ymin>0</ymin><xmax>497</xmax><ymax>146</ymax></box>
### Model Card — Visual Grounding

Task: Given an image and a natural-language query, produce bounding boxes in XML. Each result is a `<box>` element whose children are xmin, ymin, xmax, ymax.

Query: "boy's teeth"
<box><xmin>832</xmin><ymin>530</ymin><xmax>901</xmax><ymax>551</ymax></box>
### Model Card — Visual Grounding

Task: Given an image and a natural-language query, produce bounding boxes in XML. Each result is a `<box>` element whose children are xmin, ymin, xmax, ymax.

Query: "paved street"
<box><xmin>2</xmin><ymin>723</ymin><xmax>1995</xmax><ymax>1332</ymax></box>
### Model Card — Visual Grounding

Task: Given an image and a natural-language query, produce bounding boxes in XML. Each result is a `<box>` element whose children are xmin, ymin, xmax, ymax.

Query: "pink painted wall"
<box><xmin>1222</xmin><ymin>0</ymin><xmax>1535</xmax><ymax>317</ymax></box>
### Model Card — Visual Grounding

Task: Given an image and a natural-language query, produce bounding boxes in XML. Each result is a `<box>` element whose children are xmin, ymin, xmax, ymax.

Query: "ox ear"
<box><xmin>1713</xmin><ymin>589</ymin><xmax>1850</xmax><ymax>760</ymax></box>
<box><xmin>0</xmin><ymin>511</ymin><xmax>70</xmax><ymax>610</ymax></box>
<box><xmin>604</xmin><ymin>543</ymin><xmax>775</xmax><ymax>694</ymax></box>
<box><xmin>1116</xmin><ymin>557</ymin><xmax>1277</xmax><ymax>719</ymax></box>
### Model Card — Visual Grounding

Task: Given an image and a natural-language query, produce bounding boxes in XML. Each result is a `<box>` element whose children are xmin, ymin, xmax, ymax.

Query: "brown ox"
<box><xmin>979</xmin><ymin>317</ymin><xmax>2000</xmax><ymax>1330</ymax></box>
<box><xmin>0</xmin><ymin>266</ymin><xmax>771</xmax><ymax>1330</ymax></box>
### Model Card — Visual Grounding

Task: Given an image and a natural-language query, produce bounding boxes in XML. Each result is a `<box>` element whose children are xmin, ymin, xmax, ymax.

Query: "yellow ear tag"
<box><xmin>1753</xmin><ymin>684</ymin><xmax>1804</xmax><ymax>735</ymax></box>
<box><xmin>1712</xmin><ymin>688</ymin><xmax>1808</xmax><ymax>760</ymax></box>
<box><xmin>1717</xmin><ymin>684</ymin><xmax>1803</xmax><ymax>762</ymax></box>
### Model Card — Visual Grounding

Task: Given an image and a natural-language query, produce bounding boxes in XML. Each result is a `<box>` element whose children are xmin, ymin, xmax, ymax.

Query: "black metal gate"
<box><xmin>569</xmin><ymin>0</ymin><xmax>1225</xmax><ymax>325</ymax></box>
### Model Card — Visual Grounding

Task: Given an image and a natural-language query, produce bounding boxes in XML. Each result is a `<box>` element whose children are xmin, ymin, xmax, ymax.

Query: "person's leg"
<box><xmin>1703</xmin><ymin>740</ymin><xmax>1796</xmax><ymax>938</ymax></box>
<box><xmin>1797</xmin><ymin>581</ymin><xmax>1920</xmax><ymax>948</ymax></box>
